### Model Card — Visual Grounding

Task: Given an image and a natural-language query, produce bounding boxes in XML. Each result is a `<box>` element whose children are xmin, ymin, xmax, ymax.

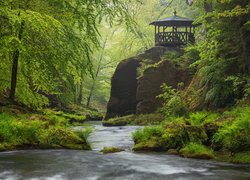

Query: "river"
<box><xmin>0</xmin><ymin>122</ymin><xmax>249</xmax><ymax>180</ymax></box>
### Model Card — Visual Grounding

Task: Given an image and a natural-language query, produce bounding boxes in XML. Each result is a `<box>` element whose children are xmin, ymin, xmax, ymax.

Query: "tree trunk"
<box><xmin>9</xmin><ymin>21</ymin><xmax>24</xmax><ymax>100</ymax></box>
<box><xmin>86</xmin><ymin>82</ymin><xmax>95</xmax><ymax>107</ymax></box>
<box><xmin>77</xmin><ymin>81</ymin><xmax>83</xmax><ymax>104</ymax></box>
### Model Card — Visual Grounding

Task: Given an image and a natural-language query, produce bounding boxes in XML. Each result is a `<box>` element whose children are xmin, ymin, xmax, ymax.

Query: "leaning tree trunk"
<box><xmin>9</xmin><ymin>21</ymin><xmax>24</xmax><ymax>100</ymax></box>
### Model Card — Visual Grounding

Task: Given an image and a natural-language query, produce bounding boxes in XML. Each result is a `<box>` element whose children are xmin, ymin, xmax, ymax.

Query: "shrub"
<box><xmin>188</xmin><ymin>111</ymin><xmax>219</xmax><ymax>125</ymax></box>
<box><xmin>157</xmin><ymin>84</ymin><xmax>187</xmax><ymax>117</ymax></box>
<box><xmin>180</xmin><ymin>143</ymin><xmax>215</xmax><ymax>159</ymax></box>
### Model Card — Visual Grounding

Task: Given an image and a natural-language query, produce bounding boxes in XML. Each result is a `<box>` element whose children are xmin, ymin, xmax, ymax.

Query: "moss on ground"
<box><xmin>100</xmin><ymin>146</ymin><xmax>125</xmax><ymax>154</ymax></box>
<box><xmin>103</xmin><ymin>113</ymin><xmax>165</xmax><ymax>126</ymax></box>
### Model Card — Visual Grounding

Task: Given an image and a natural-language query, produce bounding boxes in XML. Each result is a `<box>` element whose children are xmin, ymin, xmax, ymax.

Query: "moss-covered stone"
<box><xmin>100</xmin><ymin>146</ymin><xmax>124</xmax><ymax>154</ymax></box>
<box><xmin>133</xmin><ymin>141</ymin><xmax>164</xmax><ymax>151</ymax></box>
<box><xmin>39</xmin><ymin>127</ymin><xmax>91</xmax><ymax>150</ymax></box>
<box><xmin>103</xmin><ymin>113</ymin><xmax>165</xmax><ymax>126</ymax></box>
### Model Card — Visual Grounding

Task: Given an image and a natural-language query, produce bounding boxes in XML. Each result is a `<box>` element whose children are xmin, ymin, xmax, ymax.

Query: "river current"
<box><xmin>0</xmin><ymin>122</ymin><xmax>249</xmax><ymax>180</ymax></box>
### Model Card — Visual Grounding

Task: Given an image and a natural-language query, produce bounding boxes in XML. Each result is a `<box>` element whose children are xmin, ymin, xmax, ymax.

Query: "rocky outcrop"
<box><xmin>136</xmin><ymin>60</ymin><xmax>191</xmax><ymax>114</ymax></box>
<box><xmin>105</xmin><ymin>46</ymin><xmax>191</xmax><ymax>119</ymax></box>
<box><xmin>105</xmin><ymin>58</ymin><xmax>140</xmax><ymax>119</ymax></box>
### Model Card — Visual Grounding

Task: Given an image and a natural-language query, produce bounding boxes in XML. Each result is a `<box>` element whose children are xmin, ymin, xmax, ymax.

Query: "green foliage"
<box><xmin>190</xmin><ymin>0</ymin><xmax>250</xmax><ymax>108</ymax></box>
<box><xmin>0</xmin><ymin>0</ymin><xmax>135</xmax><ymax>108</ymax></box>
<box><xmin>75</xmin><ymin>127</ymin><xmax>93</xmax><ymax>142</ymax></box>
<box><xmin>180</xmin><ymin>143</ymin><xmax>215</xmax><ymax>159</ymax></box>
<box><xmin>188</xmin><ymin>111</ymin><xmax>220</xmax><ymax>125</ymax></box>
<box><xmin>157</xmin><ymin>84</ymin><xmax>187</xmax><ymax>117</ymax></box>
<box><xmin>212</xmin><ymin>107</ymin><xmax>250</xmax><ymax>153</ymax></box>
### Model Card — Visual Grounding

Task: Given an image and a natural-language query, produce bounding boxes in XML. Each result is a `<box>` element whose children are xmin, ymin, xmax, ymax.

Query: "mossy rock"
<box><xmin>100</xmin><ymin>146</ymin><xmax>125</xmax><ymax>154</ymax></box>
<box><xmin>133</xmin><ymin>141</ymin><xmax>165</xmax><ymax>151</ymax></box>
<box><xmin>103</xmin><ymin>113</ymin><xmax>165</xmax><ymax>126</ymax></box>
<box><xmin>39</xmin><ymin>127</ymin><xmax>90</xmax><ymax>150</ymax></box>
<box><xmin>167</xmin><ymin>149</ymin><xmax>179</xmax><ymax>155</ymax></box>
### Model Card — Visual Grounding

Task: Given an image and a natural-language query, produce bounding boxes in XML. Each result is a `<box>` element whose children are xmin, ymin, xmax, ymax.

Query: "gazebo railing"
<box><xmin>155</xmin><ymin>32</ymin><xmax>194</xmax><ymax>46</ymax></box>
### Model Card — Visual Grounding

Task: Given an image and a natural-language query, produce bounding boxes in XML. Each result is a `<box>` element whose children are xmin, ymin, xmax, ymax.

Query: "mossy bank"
<box><xmin>0</xmin><ymin>106</ymin><xmax>93</xmax><ymax>151</ymax></box>
<box><xmin>132</xmin><ymin>107</ymin><xmax>250</xmax><ymax>164</ymax></box>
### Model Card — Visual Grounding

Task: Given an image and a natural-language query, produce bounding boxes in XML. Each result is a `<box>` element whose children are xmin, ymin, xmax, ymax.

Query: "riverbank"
<box><xmin>0</xmin><ymin>123</ymin><xmax>250</xmax><ymax>179</ymax></box>
<box><xmin>103</xmin><ymin>106</ymin><xmax>250</xmax><ymax>164</ymax></box>
<box><xmin>0</xmin><ymin>103</ymin><xmax>97</xmax><ymax>151</ymax></box>
<box><xmin>131</xmin><ymin>106</ymin><xmax>250</xmax><ymax>164</ymax></box>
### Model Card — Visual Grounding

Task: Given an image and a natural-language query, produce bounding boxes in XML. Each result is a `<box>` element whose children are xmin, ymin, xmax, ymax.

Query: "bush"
<box><xmin>157</xmin><ymin>84</ymin><xmax>187</xmax><ymax>117</ymax></box>
<box><xmin>180</xmin><ymin>143</ymin><xmax>215</xmax><ymax>159</ymax></box>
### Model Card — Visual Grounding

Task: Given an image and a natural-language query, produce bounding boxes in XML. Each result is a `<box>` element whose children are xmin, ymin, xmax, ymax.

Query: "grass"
<box><xmin>100</xmin><ymin>146</ymin><xmax>125</xmax><ymax>154</ymax></box>
<box><xmin>0</xmin><ymin>112</ymin><xmax>92</xmax><ymax>151</ymax></box>
<box><xmin>103</xmin><ymin>113</ymin><xmax>165</xmax><ymax>126</ymax></box>
<box><xmin>179</xmin><ymin>143</ymin><xmax>215</xmax><ymax>159</ymax></box>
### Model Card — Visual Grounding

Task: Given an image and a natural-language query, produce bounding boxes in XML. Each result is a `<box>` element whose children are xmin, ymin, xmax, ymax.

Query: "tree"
<box><xmin>0</xmin><ymin>0</ymin><xmax>134</xmax><ymax>108</ymax></box>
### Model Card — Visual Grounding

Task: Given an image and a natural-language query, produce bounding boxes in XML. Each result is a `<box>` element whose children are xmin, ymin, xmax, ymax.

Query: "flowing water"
<box><xmin>0</xmin><ymin>122</ymin><xmax>249</xmax><ymax>180</ymax></box>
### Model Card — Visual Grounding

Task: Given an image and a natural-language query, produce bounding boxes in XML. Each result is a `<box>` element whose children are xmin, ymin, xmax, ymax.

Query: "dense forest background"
<box><xmin>0</xmin><ymin>0</ymin><xmax>249</xmax><ymax>111</ymax></box>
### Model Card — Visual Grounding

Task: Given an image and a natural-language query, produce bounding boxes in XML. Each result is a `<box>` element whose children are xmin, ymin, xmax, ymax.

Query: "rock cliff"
<box><xmin>105</xmin><ymin>46</ymin><xmax>191</xmax><ymax>119</ymax></box>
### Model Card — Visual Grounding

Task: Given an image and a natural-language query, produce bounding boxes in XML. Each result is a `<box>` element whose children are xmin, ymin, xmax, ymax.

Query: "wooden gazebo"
<box><xmin>150</xmin><ymin>11</ymin><xmax>197</xmax><ymax>47</ymax></box>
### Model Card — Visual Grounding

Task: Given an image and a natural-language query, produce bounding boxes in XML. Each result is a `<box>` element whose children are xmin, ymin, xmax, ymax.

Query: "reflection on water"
<box><xmin>0</xmin><ymin>122</ymin><xmax>249</xmax><ymax>180</ymax></box>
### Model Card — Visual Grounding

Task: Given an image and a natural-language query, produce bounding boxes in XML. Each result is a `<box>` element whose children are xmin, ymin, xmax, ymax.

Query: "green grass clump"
<box><xmin>132</xmin><ymin>126</ymin><xmax>165</xmax><ymax>151</ymax></box>
<box><xmin>100</xmin><ymin>146</ymin><xmax>124</xmax><ymax>154</ymax></box>
<box><xmin>133</xmin><ymin>126</ymin><xmax>163</xmax><ymax>143</ymax></box>
<box><xmin>180</xmin><ymin>143</ymin><xmax>215</xmax><ymax>159</ymax></box>
<box><xmin>0</xmin><ymin>112</ymin><xmax>91</xmax><ymax>151</ymax></box>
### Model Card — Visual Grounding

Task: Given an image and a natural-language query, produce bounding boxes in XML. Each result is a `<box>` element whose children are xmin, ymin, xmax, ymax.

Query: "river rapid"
<box><xmin>0</xmin><ymin>122</ymin><xmax>249</xmax><ymax>180</ymax></box>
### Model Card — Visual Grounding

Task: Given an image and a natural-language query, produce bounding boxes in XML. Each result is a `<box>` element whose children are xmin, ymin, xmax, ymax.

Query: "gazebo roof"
<box><xmin>150</xmin><ymin>12</ymin><xmax>195</xmax><ymax>27</ymax></box>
